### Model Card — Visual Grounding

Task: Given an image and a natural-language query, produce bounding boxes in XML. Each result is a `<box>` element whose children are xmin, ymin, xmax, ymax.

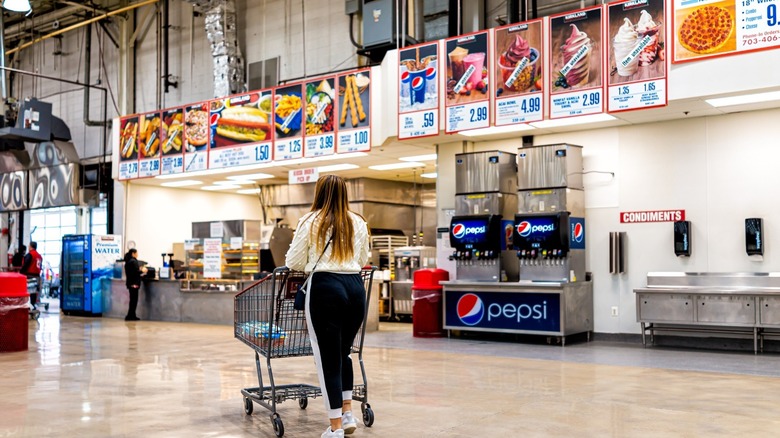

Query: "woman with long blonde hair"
<box><xmin>285</xmin><ymin>174</ymin><xmax>370</xmax><ymax>438</ymax></box>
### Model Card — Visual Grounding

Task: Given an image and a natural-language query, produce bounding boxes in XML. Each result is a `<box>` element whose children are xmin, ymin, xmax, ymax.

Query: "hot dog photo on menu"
<box><xmin>209</xmin><ymin>91</ymin><xmax>273</xmax><ymax>149</ymax></box>
<box><xmin>119</xmin><ymin>116</ymin><xmax>139</xmax><ymax>161</ymax></box>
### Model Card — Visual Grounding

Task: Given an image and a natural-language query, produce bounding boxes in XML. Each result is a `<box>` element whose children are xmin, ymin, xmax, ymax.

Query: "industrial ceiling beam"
<box><xmin>6</xmin><ymin>0</ymin><xmax>159</xmax><ymax>55</ymax></box>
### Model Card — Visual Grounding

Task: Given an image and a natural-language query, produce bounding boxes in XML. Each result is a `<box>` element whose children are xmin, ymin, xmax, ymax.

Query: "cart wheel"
<box><xmin>298</xmin><ymin>397</ymin><xmax>308</xmax><ymax>409</ymax></box>
<box><xmin>363</xmin><ymin>407</ymin><xmax>375</xmax><ymax>427</ymax></box>
<box><xmin>272</xmin><ymin>416</ymin><xmax>285</xmax><ymax>437</ymax></box>
<box><xmin>243</xmin><ymin>397</ymin><xmax>253</xmax><ymax>415</ymax></box>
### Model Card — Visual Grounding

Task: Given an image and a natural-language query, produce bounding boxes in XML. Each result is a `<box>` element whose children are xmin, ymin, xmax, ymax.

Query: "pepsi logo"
<box><xmin>411</xmin><ymin>76</ymin><xmax>425</xmax><ymax>90</ymax></box>
<box><xmin>516</xmin><ymin>221</ymin><xmax>531</xmax><ymax>237</ymax></box>
<box><xmin>425</xmin><ymin>67</ymin><xmax>436</xmax><ymax>78</ymax></box>
<box><xmin>210</xmin><ymin>113</ymin><xmax>220</xmax><ymax>125</ymax></box>
<box><xmin>400</xmin><ymin>71</ymin><xmax>410</xmax><ymax>82</ymax></box>
<box><xmin>573</xmin><ymin>222</ymin><xmax>584</xmax><ymax>243</ymax></box>
<box><xmin>457</xmin><ymin>294</ymin><xmax>484</xmax><ymax>326</ymax></box>
<box><xmin>452</xmin><ymin>223</ymin><xmax>466</xmax><ymax>239</ymax></box>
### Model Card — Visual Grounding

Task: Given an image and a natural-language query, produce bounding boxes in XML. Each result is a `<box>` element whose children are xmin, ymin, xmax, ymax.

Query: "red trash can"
<box><xmin>0</xmin><ymin>273</ymin><xmax>29</xmax><ymax>352</ymax></box>
<box><xmin>412</xmin><ymin>268</ymin><xmax>449</xmax><ymax>338</ymax></box>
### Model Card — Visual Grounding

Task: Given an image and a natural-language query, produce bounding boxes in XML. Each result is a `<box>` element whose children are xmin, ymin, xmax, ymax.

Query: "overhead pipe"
<box><xmin>0</xmin><ymin>14</ymin><xmax>7</xmax><ymax>101</ymax></box>
<box><xmin>163</xmin><ymin>0</ymin><xmax>177</xmax><ymax>92</ymax></box>
<box><xmin>83</xmin><ymin>23</ymin><xmax>110</xmax><ymax>127</ymax></box>
<box><xmin>413</xmin><ymin>0</ymin><xmax>424</xmax><ymax>42</ymax></box>
<box><xmin>448</xmin><ymin>0</ymin><xmax>461</xmax><ymax>37</ymax></box>
<box><xmin>6</xmin><ymin>0</ymin><xmax>160</xmax><ymax>56</ymax></box>
<box><xmin>508</xmin><ymin>0</ymin><xmax>521</xmax><ymax>24</ymax></box>
<box><xmin>3</xmin><ymin>6</ymin><xmax>82</xmax><ymax>42</ymax></box>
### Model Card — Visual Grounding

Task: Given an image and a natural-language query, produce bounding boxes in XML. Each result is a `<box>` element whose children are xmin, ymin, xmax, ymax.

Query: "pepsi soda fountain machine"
<box><xmin>449</xmin><ymin>151</ymin><xmax>518</xmax><ymax>282</ymax></box>
<box><xmin>516</xmin><ymin>144</ymin><xmax>586</xmax><ymax>283</ymax></box>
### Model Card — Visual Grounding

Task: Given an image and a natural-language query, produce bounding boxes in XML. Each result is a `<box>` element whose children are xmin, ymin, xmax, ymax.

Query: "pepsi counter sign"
<box><xmin>446</xmin><ymin>291</ymin><xmax>561</xmax><ymax>333</ymax></box>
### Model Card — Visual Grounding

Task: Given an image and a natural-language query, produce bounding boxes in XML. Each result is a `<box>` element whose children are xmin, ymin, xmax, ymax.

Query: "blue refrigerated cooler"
<box><xmin>61</xmin><ymin>234</ymin><xmax>123</xmax><ymax>316</ymax></box>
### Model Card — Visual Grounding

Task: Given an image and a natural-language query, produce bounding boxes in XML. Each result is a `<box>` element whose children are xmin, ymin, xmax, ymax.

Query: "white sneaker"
<box><xmin>342</xmin><ymin>411</ymin><xmax>358</xmax><ymax>435</ymax></box>
<box><xmin>322</xmin><ymin>426</ymin><xmax>345</xmax><ymax>438</ymax></box>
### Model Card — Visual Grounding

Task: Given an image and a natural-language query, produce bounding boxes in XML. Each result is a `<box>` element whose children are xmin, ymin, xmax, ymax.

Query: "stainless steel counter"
<box><xmin>634</xmin><ymin>272</ymin><xmax>780</xmax><ymax>353</ymax></box>
<box><xmin>441</xmin><ymin>280</ymin><xmax>593</xmax><ymax>344</ymax></box>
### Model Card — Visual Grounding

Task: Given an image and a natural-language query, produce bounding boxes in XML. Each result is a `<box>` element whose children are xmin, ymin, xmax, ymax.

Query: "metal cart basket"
<box><xmin>234</xmin><ymin>266</ymin><xmax>377</xmax><ymax>437</ymax></box>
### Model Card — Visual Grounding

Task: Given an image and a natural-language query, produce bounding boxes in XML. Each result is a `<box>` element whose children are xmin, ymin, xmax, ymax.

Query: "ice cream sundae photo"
<box><xmin>497</xmin><ymin>34</ymin><xmax>540</xmax><ymax>92</ymax></box>
<box><xmin>554</xmin><ymin>24</ymin><xmax>593</xmax><ymax>90</ymax></box>
<box><xmin>609</xmin><ymin>10</ymin><xmax>664</xmax><ymax>80</ymax></box>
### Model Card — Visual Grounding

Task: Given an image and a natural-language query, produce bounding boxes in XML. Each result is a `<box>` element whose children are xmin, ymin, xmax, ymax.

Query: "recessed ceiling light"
<box><xmin>705</xmin><ymin>91</ymin><xmax>780</xmax><ymax>107</ymax></box>
<box><xmin>459</xmin><ymin>124</ymin><xmax>535</xmax><ymax>137</ymax></box>
<box><xmin>214</xmin><ymin>180</ymin><xmax>254</xmax><ymax>185</ymax></box>
<box><xmin>237</xmin><ymin>188</ymin><xmax>263</xmax><ymax>194</ymax></box>
<box><xmin>399</xmin><ymin>154</ymin><xmax>437</xmax><ymax>162</ymax></box>
<box><xmin>420</xmin><ymin>172</ymin><xmax>437</xmax><ymax>178</ymax></box>
<box><xmin>530</xmin><ymin>114</ymin><xmax>616</xmax><ymax>129</ymax></box>
<box><xmin>201</xmin><ymin>184</ymin><xmax>240</xmax><ymax>191</ymax></box>
<box><xmin>319</xmin><ymin>163</ymin><xmax>359</xmax><ymax>172</ymax></box>
<box><xmin>368</xmin><ymin>161</ymin><xmax>425</xmax><ymax>171</ymax></box>
<box><xmin>160</xmin><ymin>180</ymin><xmax>203</xmax><ymax>187</ymax></box>
<box><xmin>227</xmin><ymin>173</ymin><xmax>275</xmax><ymax>180</ymax></box>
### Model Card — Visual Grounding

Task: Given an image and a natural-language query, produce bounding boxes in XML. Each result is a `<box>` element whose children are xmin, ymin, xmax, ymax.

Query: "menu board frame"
<box><xmin>304</xmin><ymin>76</ymin><xmax>338</xmax><ymax>157</ymax></box>
<box><xmin>208</xmin><ymin>90</ymin><xmax>275</xmax><ymax>169</ymax></box>
<box><xmin>606</xmin><ymin>0</ymin><xmax>668</xmax><ymax>113</ymax></box>
<box><xmin>672</xmin><ymin>0</ymin><xmax>780</xmax><ymax>63</ymax></box>
<box><xmin>118</xmin><ymin>115</ymin><xmax>139</xmax><ymax>180</ymax></box>
<box><xmin>182</xmin><ymin>100</ymin><xmax>211</xmax><ymax>173</ymax></box>
<box><xmin>159</xmin><ymin>106</ymin><xmax>185</xmax><ymax>175</ymax></box>
<box><xmin>548</xmin><ymin>5</ymin><xmax>606</xmax><ymax>119</ymax></box>
<box><xmin>397</xmin><ymin>41</ymin><xmax>441</xmax><ymax>139</ymax></box>
<box><xmin>137</xmin><ymin>111</ymin><xmax>162</xmax><ymax>178</ymax></box>
<box><xmin>336</xmin><ymin>69</ymin><xmax>372</xmax><ymax>154</ymax></box>
<box><xmin>444</xmin><ymin>30</ymin><xmax>492</xmax><ymax>133</ymax></box>
<box><xmin>493</xmin><ymin>19</ymin><xmax>545</xmax><ymax>126</ymax></box>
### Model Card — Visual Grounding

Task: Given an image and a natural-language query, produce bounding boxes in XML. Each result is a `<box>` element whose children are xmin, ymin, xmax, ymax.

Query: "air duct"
<box><xmin>185</xmin><ymin>0</ymin><xmax>245</xmax><ymax>97</ymax></box>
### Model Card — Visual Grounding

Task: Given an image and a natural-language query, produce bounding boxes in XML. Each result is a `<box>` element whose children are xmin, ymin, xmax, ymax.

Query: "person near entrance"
<box><xmin>10</xmin><ymin>244</ymin><xmax>26</xmax><ymax>272</ymax></box>
<box><xmin>123</xmin><ymin>248</ymin><xmax>147</xmax><ymax>321</ymax></box>
<box><xmin>285</xmin><ymin>175</ymin><xmax>370</xmax><ymax>438</ymax></box>
<box><xmin>20</xmin><ymin>242</ymin><xmax>42</xmax><ymax>309</ymax></box>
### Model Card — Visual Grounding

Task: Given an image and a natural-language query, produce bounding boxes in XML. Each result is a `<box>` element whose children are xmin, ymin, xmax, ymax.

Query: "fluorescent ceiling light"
<box><xmin>420</xmin><ymin>172</ymin><xmax>437</xmax><ymax>178</ymax></box>
<box><xmin>160</xmin><ymin>180</ymin><xmax>203</xmax><ymax>187</ymax></box>
<box><xmin>369</xmin><ymin>161</ymin><xmax>425</xmax><ymax>171</ymax></box>
<box><xmin>399</xmin><ymin>154</ymin><xmax>437</xmax><ymax>162</ymax></box>
<box><xmin>319</xmin><ymin>163</ymin><xmax>359</xmax><ymax>172</ymax></box>
<box><xmin>214</xmin><ymin>179</ymin><xmax>254</xmax><ymax>185</ymax></box>
<box><xmin>228</xmin><ymin>173</ymin><xmax>275</xmax><ymax>180</ymax></box>
<box><xmin>459</xmin><ymin>124</ymin><xmax>535</xmax><ymax>137</ymax></box>
<box><xmin>530</xmin><ymin>113</ymin><xmax>616</xmax><ymax>129</ymax></box>
<box><xmin>319</xmin><ymin>152</ymin><xmax>367</xmax><ymax>161</ymax></box>
<box><xmin>3</xmin><ymin>0</ymin><xmax>31</xmax><ymax>12</ymax></box>
<box><xmin>156</xmin><ymin>167</ymin><xmax>240</xmax><ymax>180</ymax></box>
<box><xmin>705</xmin><ymin>91</ymin><xmax>780</xmax><ymax>107</ymax></box>
<box><xmin>237</xmin><ymin>188</ymin><xmax>263</xmax><ymax>194</ymax></box>
<box><xmin>201</xmin><ymin>184</ymin><xmax>240</xmax><ymax>191</ymax></box>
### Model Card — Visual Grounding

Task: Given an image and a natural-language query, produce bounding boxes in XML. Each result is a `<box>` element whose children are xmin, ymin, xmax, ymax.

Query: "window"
<box><xmin>90</xmin><ymin>200</ymin><xmax>108</xmax><ymax>236</ymax></box>
<box><xmin>29</xmin><ymin>206</ymin><xmax>78</xmax><ymax>279</ymax></box>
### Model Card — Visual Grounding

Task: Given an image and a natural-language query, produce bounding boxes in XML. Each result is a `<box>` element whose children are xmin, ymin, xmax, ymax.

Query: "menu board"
<box><xmin>208</xmin><ymin>91</ymin><xmax>274</xmax><ymax>169</ymax></box>
<box><xmin>548</xmin><ymin>7</ymin><xmax>605</xmax><ymax>119</ymax></box>
<box><xmin>444</xmin><ymin>31</ymin><xmax>491</xmax><ymax>133</ymax></box>
<box><xmin>304</xmin><ymin>77</ymin><xmax>337</xmax><ymax>157</ymax></box>
<box><xmin>337</xmin><ymin>69</ymin><xmax>372</xmax><ymax>153</ymax></box>
<box><xmin>607</xmin><ymin>0</ymin><xmax>668</xmax><ymax>112</ymax></box>
<box><xmin>493</xmin><ymin>20</ymin><xmax>544</xmax><ymax>125</ymax></box>
<box><xmin>137</xmin><ymin>111</ymin><xmax>161</xmax><ymax>178</ymax></box>
<box><xmin>160</xmin><ymin>107</ymin><xmax>184</xmax><ymax>175</ymax></box>
<box><xmin>673</xmin><ymin>0</ymin><xmax>780</xmax><ymax>63</ymax></box>
<box><xmin>398</xmin><ymin>42</ymin><xmax>440</xmax><ymax>139</ymax></box>
<box><xmin>274</xmin><ymin>84</ymin><xmax>305</xmax><ymax>161</ymax></box>
<box><xmin>183</xmin><ymin>102</ymin><xmax>210</xmax><ymax>173</ymax></box>
<box><xmin>118</xmin><ymin>116</ymin><xmax>139</xmax><ymax>180</ymax></box>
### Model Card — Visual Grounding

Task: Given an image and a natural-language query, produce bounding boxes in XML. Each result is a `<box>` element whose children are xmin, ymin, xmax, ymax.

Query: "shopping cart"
<box><xmin>235</xmin><ymin>266</ymin><xmax>377</xmax><ymax>437</ymax></box>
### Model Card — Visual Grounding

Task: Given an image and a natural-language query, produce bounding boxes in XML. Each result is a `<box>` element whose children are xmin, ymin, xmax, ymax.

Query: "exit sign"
<box><xmin>289</xmin><ymin>167</ymin><xmax>319</xmax><ymax>185</ymax></box>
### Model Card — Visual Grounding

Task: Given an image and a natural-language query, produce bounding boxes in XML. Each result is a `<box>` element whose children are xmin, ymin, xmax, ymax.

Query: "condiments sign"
<box><xmin>620</xmin><ymin>209</ymin><xmax>685</xmax><ymax>223</ymax></box>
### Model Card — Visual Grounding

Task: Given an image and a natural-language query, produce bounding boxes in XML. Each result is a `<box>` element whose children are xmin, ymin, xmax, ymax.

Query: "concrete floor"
<box><xmin>3</xmin><ymin>302</ymin><xmax>780</xmax><ymax>437</ymax></box>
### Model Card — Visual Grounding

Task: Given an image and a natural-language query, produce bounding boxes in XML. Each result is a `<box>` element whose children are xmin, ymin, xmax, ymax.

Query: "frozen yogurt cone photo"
<box><xmin>636</xmin><ymin>10</ymin><xmax>663</xmax><ymax>66</ymax></box>
<box><xmin>554</xmin><ymin>24</ymin><xmax>592</xmax><ymax>90</ymax></box>
<box><xmin>613</xmin><ymin>17</ymin><xmax>640</xmax><ymax>77</ymax></box>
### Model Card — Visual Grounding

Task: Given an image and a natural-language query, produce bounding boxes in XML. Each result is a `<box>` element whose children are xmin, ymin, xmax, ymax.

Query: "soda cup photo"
<box><xmin>409</xmin><ymin>69</ymin><xmax>427</xmax><ymax>105</ymax></box>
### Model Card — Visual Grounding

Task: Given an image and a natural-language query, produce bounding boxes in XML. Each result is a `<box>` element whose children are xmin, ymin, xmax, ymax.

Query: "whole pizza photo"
<box><xmin>674</xmin><ymin>0</ymin><xmax>737</xmax><ymax>62</ymax></box>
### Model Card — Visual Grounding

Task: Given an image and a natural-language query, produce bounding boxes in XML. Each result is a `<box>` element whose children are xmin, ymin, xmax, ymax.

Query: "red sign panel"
<box><xmin>620</xmin><ymin>209</ymin><xmax>685</xmax><ymax>223</ymax></box>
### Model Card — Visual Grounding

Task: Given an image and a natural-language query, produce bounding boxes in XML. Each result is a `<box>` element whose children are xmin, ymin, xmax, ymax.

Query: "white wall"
<box><xmin>435</xmin><ymin>107</ymin><xmax>780</xmax><ymax>333</ymax></box>
<box><xmin>123</xmin><ymin>184</ymin><xmax>262</xmax><ymax>265</ymax></box>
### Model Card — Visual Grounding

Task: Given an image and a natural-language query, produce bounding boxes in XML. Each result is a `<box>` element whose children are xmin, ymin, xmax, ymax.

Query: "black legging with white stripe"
<box><xmin>305</xmin><ymin>272</ymin><xmax>366</xmax><ymax>419</ymax></box>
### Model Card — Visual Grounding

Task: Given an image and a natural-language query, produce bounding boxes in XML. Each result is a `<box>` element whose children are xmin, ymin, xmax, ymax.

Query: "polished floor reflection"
<box><xmin>3</xmin><ymin>308</ymin><xmax>780</xmax><ymax>437</ymax></box>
